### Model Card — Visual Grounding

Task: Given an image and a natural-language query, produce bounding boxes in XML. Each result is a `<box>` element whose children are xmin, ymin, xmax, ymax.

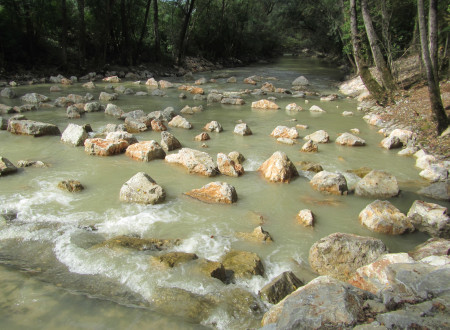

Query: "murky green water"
<box><xmin>0</xmin><ymin>57</ymin><xmax>446</xmax><ymax>329</ymax></box>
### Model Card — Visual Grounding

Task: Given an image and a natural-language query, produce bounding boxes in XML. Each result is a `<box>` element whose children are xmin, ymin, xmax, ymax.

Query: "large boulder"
<box><xmin>221</xmin><ymin>250</ymin><xmax>264</xmax><ymax>279</ymax></box>
<box><xmin>185</xmin><ymin>181</ymin><xmax>237</xmax><ymax>204</ymax></box>
<box><xmin>125</xmin><ymin>141</ymin><xmax>166</xmax><ymax>162</ymax></box>
<box><xmin>84</xmin><ymin>101</ymin><xmax>103</xmax><ymax>112</ymax></box>
<box><xmin>417</xmin><ymin>180</ymin><xmax>450</xmax><ymax>201</ymax></box>
<box><xmin>261</xmin><ymin>276</ymin><xmax>374</xmax><ymax>329</ymax></box>
<box><xmin>251</xmin><ymin>99</ymin><xmax>280</xmax><ymax>110</ymax></box>
<box><xmin>105</xmin><ymin>131</ymin><xmax>138</xmax><ymax>145</ymax></box>
<box><xmin>1</xmin><ymin>87</ymin><xmax>16</xmax><ymax>99</ymax></box>
<box><xmin>104</xmin><ymin>103</ymin><xmax>124</xmax><ymax>118</ymax></box>
<box><xmin>258</xmin><ymin>151</ymin><xmax>298</xmax><ymax>183</ymax></box>
<box><xmin>95</xmin><ymin>235</ymin><xmax>180</xmax><ymax>251</ymax></box>
<box><xmin>98</xmin><ymin>92</ymin><xmax>118</xmax><ymax>102</ymax></box>
<box><xmin>407</xmin><ymin>200</ymin><xmax>450</xmax><ymax>238</ymax></box>
<box><xmin>308</xmin><ymin>232</ymin><xmax>388</xmax><ymax>281</ymax></box>
<box><xmin>259</xmin><ymin>271</ymin><xmax>304</xmax><ymax>304</ymax></box>
<box><xmin>217</xmin><ymin>153</ymin><xmax>244</xmax><ymax>177</ymax></box>
<box><xmin>7</xmin><ymin>120</ymin><xmax>61</xmax><ymax>136</ymax></box>
<box><xmin>304</xmin><ymin>130</ymin><xmax>329</xmax><ymax>143</ymax></box>
<box><xmin>270</xmin><ymin>126</ymin><xmax>299</xmax><ymax>139</ymax></box>
<box><xmin>150</xmin><ymin>119</ymin><xmax>167</xmax><ymax>132</ymax></box>
<box><xmin>168</xmin><ymin>115</ymin><xmax>192</xmax><ymax>129</ymax></box>
<box><xmin>84</xmin><ymin>138</ymin><xmax>129</xmax><ymax>156</ymax></box>
<box><xmin>419</xmin><ymin>164</ymin><xmax>448</xmax><ymax>182</ymax></box>
<box><xmin>408</xmin><ymin>238</ymin><xmax>450</xmax><ymax>260</ymax></box>
<box><xmin>310</xmin><ymin>171</ymin><xmax>348</xmax><ymax>195</ymax></box>
<box><xmin>119</xmin><ymin>172</ymin><xmax>165</xmax><ymax>204</ymax></box>
<box><xmin>234</xmin><ymin>123</ymin><xmax>252</xmax><ymax>136</ymax></box>
<box><xmin>292</xmin><ymin>75</ymin><xmax>309</xmax><ymax>86</ymax></box>
<box><xmin>355</xmin><ymin>170</ymin><xmax>399</xmax><ymax>198</ymax></box>
<box><xmin>0</xmin><ymin>157</ymin><xmax>18</xmax><ymax>176</ymax></box>
<box><xmin>61</xmin><ymin>123</ymin><xmax>89</xmax><ymax>146</ymax></box>
<box><xmin>359</xmin><ymin>200</ymin><xmax>414</xmax><ymax>235</ymax></box>
<box><xmin>165</xmin><ymin>148</ymin><xmax>218</xmax><ymax>176</ymax></box>
<box><xmin>348</xmin><ymin>253</ymin><xmax>415</xmax><ymax>295</ymax></box>
<box><xmin>335</xmin><ymin>132</ymin><xmax>366</xmax><ymax>146</ymax></box>
<box><xmin>150</xmin><ymin>252</ymin><xmax>198</xmax><ymax>269</ymax></box>
<box><xmin>160</xmin><ymin>131</ymin><xmax>182</xmax><ymax>151</ymax></box>
<box><xmin>21</xmin><ymin>93</ymin><xmax>49</xmax><ymax>103</ymax></box>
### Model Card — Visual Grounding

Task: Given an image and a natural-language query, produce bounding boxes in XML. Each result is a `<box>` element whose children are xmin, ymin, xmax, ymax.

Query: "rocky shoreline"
<box><xmin>1</xmin><ymin>59</ymin><xmax>449</xmax><ymax>329</ymax></box>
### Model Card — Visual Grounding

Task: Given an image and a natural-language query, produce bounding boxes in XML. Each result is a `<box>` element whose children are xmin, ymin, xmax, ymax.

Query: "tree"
<box><xmin>61</xmin><ymin>0</ymin><xmax>68</xmax><ymax>68</ymax></box>
<box><xmin>349</xmin><ymin>0</ymin><xmax>387</xmax><ymax>104</ymax></box>
<box><xmin>417</xmin><ymin>0</ymin><xmax>448</xmax><ymax>134</ymax></box>
<box><xmin>177</xmin><ymin>0</ymin><xmax>196</xmax><ymax>65</ymax></box>
<box><xmin>361</xmin><ymin>0</ymin><xmax>397</xmax><ymax>95</ymax></box>
<box><xmin>76</xmin><ymin>0</ymin><xmax>86</xmax><ymax>66</ymax></box>
<box><xmin>153</xmin><ymin>0</ymin><xmax>161</xmax><ymax>60</ymax></box>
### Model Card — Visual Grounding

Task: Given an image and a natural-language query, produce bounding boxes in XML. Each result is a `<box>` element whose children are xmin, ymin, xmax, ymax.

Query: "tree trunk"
<box><xmin>361</xmin><ymin>0</ymin><xmax>396</xmax><ymax>94</ymax></box>
<box><xmin>153</xmin><ymin>0</ymin><xmax>161</xmax><ymax>61</ymax></box>
<box><xmin>350</xmin><ymin>0</ymin><xmax>387</xmax><ymax>104</ymax></box>
<box><xmin>417</xmin><ymin>0</ymin><xmax>448</xmax><ymax>134</ymax></box>
<box><xmin>22</xmin><ymin>0</ymin><xmax>34</xmax><ymax>66</ymax></box>
<box><xmin>61</xmin><ymin>0</ymin><xmax>68</xmax><ymax>68</ymax></box>
<box><xmin>380</xmin><ymin>0</ymin><xmax>395</xmax><ymax>76</ymax></box>
<box><xmin>428</xmin><ymin>0</ymin><xmax>438</xmax><ymax>80</ymax></box>
<box><xmin>76</xmin><ymin>0</ymin><xmax>86</xmax><ymax>66</ymax></box>
<box><xmin>120</xmin><ymin>0</ymin><xmax>132</xmax><ymax>66</ymax></box>
<box><xmin>177</xmin><ymin>0</ymin><xmax>196</xmax><ymax>65</ymax></box>
<box><xmin>136</xmin><ymin>0</ymin><xmax>152</xmax><ymax>60</ymax></box>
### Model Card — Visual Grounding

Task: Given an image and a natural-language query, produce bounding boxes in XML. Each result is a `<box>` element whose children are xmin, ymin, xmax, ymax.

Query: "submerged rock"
<box><xmin>165</xmin><ymin>148</ymin><xmax>218</xmax><ymax>176</ymax></box>
<box><xmin>57</xmin><ymin>179</ymin><xmax>84</xmax><ymax>192</ymax></box>
<box><xmin>417</xmin><ymin>180</ymin><xmax>450</xmax><ymax>201</ymax></box>
<box><xmin>308</xmin><ymin>232</ymin><xmax>388</xmax><ymax>281</ymax></box>
<box><xmin>359</xmin><ymin>200</ymin><xmax>414</xmax><ymax>235</ymax></box>
<box><xmin>221</xmin><ymin>250</ymin><xmax>264</xmax><ymax>279</ymax></box>
<box><xmin>258</xmin><ymin>151</ymin><xmax>298</xmax><ymax>183</ymax></box>
<box><xmin>150</xmin><ymin>252</ymin><xmax>198</xmax><ymax>269</ymax></box>
<box><xmin>310</xmin><ymin>171</ymin><xmax>348</xmax><ymax>195</ymax></box>
<box><xmin>236</xmin><ymin>226</ymin><xmax>273</xmax><ymax>243</ymax></box>
<box><xmin>355</xmin><ymin>170</ymin><xmax>399</xmax><ymax>198</ymax></box>
<box><xmin>185</xmin><ymin>181</ymin><xmax>237</xmax><ymax>204</ymax></box>
<box><xmin>119</xmin><ymin>172</ymin><xmax>166</xmax><ymax>204</ymax></box>
<box><xmin>0</xmin><ymin>157</ymin><xmax>18</xmax><ymax>176</ymax></box>
<box><xmin>96</xmin><ymin>235</ymin><xmax>180</xmax><ymax>251</ymax></box>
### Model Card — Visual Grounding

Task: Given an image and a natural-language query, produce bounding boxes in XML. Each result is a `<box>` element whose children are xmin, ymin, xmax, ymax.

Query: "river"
<box><xmin>0</xmin><ymin>56</ymin><xmax>444</xmax><ymax>329</ymax></box>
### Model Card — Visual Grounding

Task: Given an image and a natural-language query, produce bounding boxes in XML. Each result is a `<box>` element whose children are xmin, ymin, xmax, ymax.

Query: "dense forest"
<box><xmin>0</xmin><ymin>0</ymin><xmax>449</xmax><ymax>131</ymax></box>
<box><xmin>0</xmin><ymin>0</ymin><xmax>447</xmax><ymax>72</ymax></box>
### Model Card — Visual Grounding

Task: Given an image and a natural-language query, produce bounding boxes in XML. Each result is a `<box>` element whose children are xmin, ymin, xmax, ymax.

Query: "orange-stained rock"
<box><xmin>258</xmin><ymin>151</ymin><xmax>298</xmax><ymax>183</ymax></box>
<box><xmin>177</xmin><ymin>85</ymin><xmax>204</xmax><ymax>94</ymax></box>
<box><xmin>151</xmin><ymin>119</ymin><xmax>167</xmax><ymax>131</ymax></box>
<box><xmin>194</xmin><ymin>132</ymin><xmax>210</xmax><ymax>141</ymax></box>
<box><xmin>243</xmin><ymin>77</ymin><xmax>257</xmax><ymax>85</ymax></box>
<box><xmin>217</xmin><ymin>153</ymin><xmax>244</xmax><ymax>177</ymax></box>
<box><xmin>84</xmin><ymin>138</ymin><xmax>129</xmax><ymax>156</ymax></box>
<box><xmin>251</xmin><ymin>99</ymin><xmax>280</xmax><ymax>110</ymax></box>
<box><xmin>125</xmin><ymin>140</ymin><xmax>166</xmax><ymax>161</ymax></box>
<box><xmin>185</xmin><ymin>181</ymin><xmax>237</xmax><ymax>204</ymax></box>
<box><xmin>348</xmin><ymin>253</ymin><xmax>414</xmax><ymax>295</ymax></box>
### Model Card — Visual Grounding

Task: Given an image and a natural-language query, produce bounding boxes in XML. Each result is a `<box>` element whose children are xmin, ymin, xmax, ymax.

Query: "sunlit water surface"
<box><xmin>0</xmin><ymin>57</ymin><xmax>445</xmax><ymax>329</ymax></box>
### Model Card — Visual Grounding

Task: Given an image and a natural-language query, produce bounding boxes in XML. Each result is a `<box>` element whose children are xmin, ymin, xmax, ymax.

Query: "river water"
<box><xmin>0</xmin><ymin>57</ymin><xmax>445</xmax><ymax>329</ymax></box>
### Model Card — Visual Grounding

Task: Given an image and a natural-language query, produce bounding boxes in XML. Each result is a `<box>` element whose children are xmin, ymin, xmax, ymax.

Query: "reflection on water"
<box><xmin>0</xmin><ymin>56</ymin><xmax>446</xmax><ymax>329</ymax></box>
